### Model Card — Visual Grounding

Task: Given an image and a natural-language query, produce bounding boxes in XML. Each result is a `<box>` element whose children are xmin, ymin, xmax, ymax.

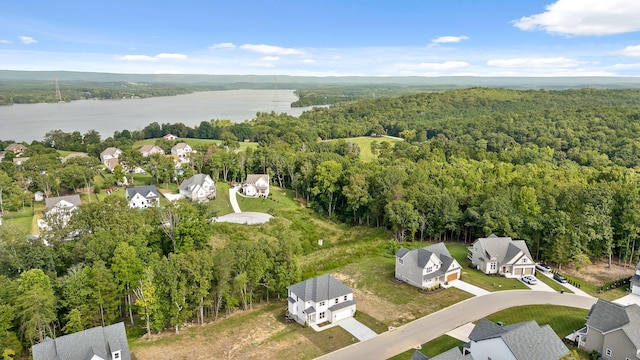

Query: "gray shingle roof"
<box><xmin>125</xmin><ymin>185</ymin><xmax>159</xmax><ymax>200</ymax></box>
<box><xmin>396</xmin><ymin>243</ymin><xmax>460</xmax><ymax>281</ymax></box>
<box><xmin>474</xmin><ymin>235</ymin><xmax>533</xmax><ymax>264</ymax></box>
<box><xmin>245</xmin><ymin>174</ymin><xmax>269</xmax><ymax>189</ymax></box>
<box><xmin>430</xmin><ymin>347</ymin><xmax>470</xmax><ymax>360</ymax></box>
<box><xmin>32</xmin><ymin>322</ymin><xmax>130</xmax><ymax>360</ymax></box>
<box><xmin>287</xmin><ymin>274</ymin><xmax>353</xmax><ymax>303</ymax></box>
<box><xmin>469</xmin><ymin>319</ymin><xmax>568</xmax><ymax>360</ymax></box>
<box><xmin>329</xmin><ymin>299</ymin><xmax>356</xmax><ymax>312</ymax></box>
<box><xmin>45</xmin><ymin>195</ymin><xmax>82</xmax><ymax>210</ymax></box>
<box><xmin>179</xmin><ymin>173</ymin><xmax>212</xmax><ymax>192</ymax></box>
<box><xmin>410</xmin><ymin>350</ymin><xmax>430</xmax><ymax>360</ymax></box>
<box><xmin>587</xmin><ymin>299</ymin><xmax>640</xmax><ymax>349</ymax></box>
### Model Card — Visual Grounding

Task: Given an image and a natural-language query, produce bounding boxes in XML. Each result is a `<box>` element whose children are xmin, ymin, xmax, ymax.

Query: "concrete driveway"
<box><xmin>448</xmin><ymin>280</ymin><xmax>490</xmax><ymax>296</ymax></box>
<box><xmin>522</xmin><ymin>277</ymin><xmax>556</xmax><ymax>292</ymax></box>
<box><xmin>338</xmin><ymin>317</ymin><xmax>377</xmax><ymax>341</ymax></box>
<box><xmin>228</xmin><ymin>186</ymin><xmax>241</xmax><ymax>213</ymax></box>
<box><xmin>316</xmin><ymin>291</ymin><xmax>597</xmax><ymax>360</ymax></box>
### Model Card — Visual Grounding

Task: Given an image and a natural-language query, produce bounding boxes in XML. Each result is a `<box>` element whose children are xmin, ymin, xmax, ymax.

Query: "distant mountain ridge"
<box><xmin>2</xmin><ymin>70</ymin><xmax>640</xmax><ymax>89</ymax></box>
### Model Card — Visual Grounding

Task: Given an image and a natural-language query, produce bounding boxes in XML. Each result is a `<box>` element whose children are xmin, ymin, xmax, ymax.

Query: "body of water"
<box><xmin>0</xmin><ymin>90</ymin><xmax>312</xmax><ymax>142</ymax></box>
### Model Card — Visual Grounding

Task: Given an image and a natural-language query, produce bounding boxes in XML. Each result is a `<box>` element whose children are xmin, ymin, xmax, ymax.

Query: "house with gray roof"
<box><xmin>125</xmin><ymin>185</ymin><xmax>160</xmax><ymax>208</ymax></box>
<box><xmin>463</xmin><ymin>318</ymin><xmax>569</xmax><ymax>360</ymax></box>
<box><xmin>287</xmin><ymin>274</ymin><xmax>356</xmax><ymax>326</ymax></box>
<box><xmin>242</xmin><ymin>174</ymin><xmax>269</xmax><ymax>197</ymax></box>
<box><xmin>576</xmin><ymin>299</ymin><xmax>640</xmax><ymax>360</ymax></box>
<box><xmin>630</xmin><ymin>261</ymin><xmax>640</xmax><ymax>296</ymax></box>
<box><xmin>469</xmin><ymin>234</ymin><xmax>535</xmax><ymax>277</ymax></box>
<box><xmin>138</xmin><ymin>144</ymin><xmax>165</xmax><ymax>157</ymax></box>
<box><xmin>395</xmin><ymin>242</ymin><xmax>461</xmax><ymax>289</ymax></box>
<box><xmin>32</xmin><ymin>322</ymin><xmax>130</xmax><ymax>360</ymax></box>
<box><xmin>38</xmin><ymin>195</ymin><xmax>82</xmax><ymax>231</ymax></box>
<box><xmin>179</xmin><ymin>173</ymin><xmax>216</xmax><ymax>201</ymax></box>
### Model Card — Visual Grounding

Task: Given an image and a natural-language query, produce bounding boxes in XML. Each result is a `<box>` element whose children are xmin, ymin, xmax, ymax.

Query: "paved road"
<box><xmin>316</xmin><ymin>291</ymin><xmax>597</xmax><ymax>360</ymax></box>
<box><xmin>228</xmin><ymin>186</ymin><xmax>241</xmax><ymax>213</ymax></box>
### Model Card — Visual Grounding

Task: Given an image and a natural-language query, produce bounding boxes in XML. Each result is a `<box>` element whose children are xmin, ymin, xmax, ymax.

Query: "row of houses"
<box><xmin>99</xmin><ymin>142</ymin><xmax>193</xmax><ymax>171</ymax></box>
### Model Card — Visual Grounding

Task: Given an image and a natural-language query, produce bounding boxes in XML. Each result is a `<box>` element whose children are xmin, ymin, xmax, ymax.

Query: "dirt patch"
<box><xmin>561</xmin><ymin>258</ymin><xmax>635</xmax><ymax>286</ymax></box>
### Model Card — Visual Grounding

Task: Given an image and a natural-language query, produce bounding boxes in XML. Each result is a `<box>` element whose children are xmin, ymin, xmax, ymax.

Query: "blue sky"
<box><xmin>1</xmin><ymin>0</ymin><xmax>640</xmax><ymax>76</ymax></box>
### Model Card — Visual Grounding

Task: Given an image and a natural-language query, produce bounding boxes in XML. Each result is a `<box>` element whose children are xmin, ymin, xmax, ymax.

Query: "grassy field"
<box><xmin>447</xmin><ymin>243</ymin><xmax>529</xmax><ymax>291</ymax></box>
<box><xmin>1</xmin><ymin>208</ymin><xmax>35</xmax><ymax>233</ymax></box>
<box><xmin>554</xmin><ymin>271</ymin><xmax>628</xmax><ymax>301</ymax></box>
<box><xmin>389</xmin><ymin>335</ymin><xmax>464</xmax><ymax>360</ymax></box>
<box><xmin>236</xmin><ymin>186</ymin><xmax>299</xmax><ymax>214</ymax></box>
<box><xmin>536</xmin><ymin>272</ymin><xmax>573</xmax><ymax>293</ymax></box>
<box><xmin>324</xmin><ymin>136</ymin><xmax>403</xmax><ymax>161</ymax></box>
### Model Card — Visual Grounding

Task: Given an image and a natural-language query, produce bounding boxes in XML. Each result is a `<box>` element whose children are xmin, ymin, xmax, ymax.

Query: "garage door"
<box><xmin>633</xmin><ymin>285</ymin><xmax>640</xmax><ymax>296</ymax></box>
<box><xmin>514</xmin><ymin>268</ymin><xmax>522</xmax><ymax>276</ymax></box>
<box><xmin>447</xmin><ymin>272</ymin><xmax>458</xmax><ymax>282</ymax></box>
<box><xmin>333</xmin><ymin>308</ymin><xmax>352</xmax><ymax>322</ymax></box>
<box><xmin>524</xmin><ymin>268</ymin><xmax>534</xmax><ymax>275</ymax></box>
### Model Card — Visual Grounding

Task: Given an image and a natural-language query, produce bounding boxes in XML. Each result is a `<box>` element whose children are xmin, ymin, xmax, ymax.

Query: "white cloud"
<box><xmin>618</xmin><ymin>45</ymin><xmax>640</xmax><ymax>57</ymax></box>
<box><xmin>240</xmin><ymin>44</ymin><xmax>304</xmax><ymax>55</ymax></box>
<box><xmin>248</xmin><ymin>61</ymin><xmax>276</xmax><ymax>68</ymax></box>
<box><xmin>417</xmin><ymin>61</ymin><xmax>470</xmax><ymax>70</ymax></box>
<box><xmin>0</xmin><ymin>39</ymin><xmax>11</xmax><ymax>44</ymax></box>
<box><xmin>116</xmin><ymin>53</ymin><xmax>188</xmax><ymax>62</ymax></box>
<box><xmin>487</xmin><ymin>57</ymin><xmax>584</xmax><ymax>68</ymax></box>
<box><xmin>261</xmin><ymin>56</ymin><xmax>280</xmax><ymax>61</ymax></box>
<box><xmin>301</xmin><ymin>58</ymin><xmax>315</xmax><ymax>63</ymax></box>
<box><xmin>432</xmin><ymin>35</ymin><xmax>469</xmax><ymax>44</ymax></box>
<box><xmin>209</xmin><ymin>42</ymin><xmax>236</xmax><ymax>50</ymax></box>
<box><xmin>155</xmin><ymin>53</ymin><xmax>188</xmax><ymax>60</ymax></box>
<box><xmin>117</xmin><ymin>55</ymin><xmax>156</xmax><ymax>62</ymax></box>
<box><xmin>513</xmin><ymin>0</ymin><xmax>640</xmax><ymax>36</ymax></box>
<box><xmin>18</xmin><ymin>36</ymin><xmax>37</xmax><ymax>44</ymax></box>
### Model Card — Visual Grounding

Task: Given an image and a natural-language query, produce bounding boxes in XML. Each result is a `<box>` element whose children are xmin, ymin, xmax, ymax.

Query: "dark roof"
<box><xmin>329</xmin><ymin>299</ymin><xmax>356</xmax><ymax>312</ymax></box>
<box><xmin>44</xmin><ymin>195</ymin><xmax>82</xmax><ymax>210</ymax></box>
<box><xmin>473</xmin><ymin>235</ymin><xmax>533</xmax><ymax>264</ymax></box>
<box><xmin>430</xmin><ymin>347</ymin><xmax>469</xmax><ymax>360</ymax></box>
<box><xmin>410</xmin><ymin>350</ymin><xmax>430</xmax><ymax>360</ymax></box>
<box><xmin>587</xmin><ymin>299</ymin><xmax>640</xmax><ymax>348</ymax></box>
<box><xmin>468</xmin><ymin>318</ymin><xmax>507</xmax><ymax>341</ymax></box>
<box><xmin>631</xmin><ymin>274</ymin><xmax>640</xmax><ymax>286</ymax></box>
<box><xmin>395</xmin><ymin>247</ymin><xmax>410</xmax><ymax>259</ymax></box>
<box><xmin>396</xmin><ymin>243</ymin><xmax>460</xmax><ymax>281</ymax></box>
<box><xmin>32</xmin><ymin>322</ymin><xmax>130</xmax><ymax>360</ymax></box>
<box><xmin>125</xmin><ymin>185</ymin><xmax>159</xmax><ymax>200</ymax></box>
<box><xmin>287</xmin><ymin>274</ymin><xmax>353</xmax><ymax>303</ymax></box>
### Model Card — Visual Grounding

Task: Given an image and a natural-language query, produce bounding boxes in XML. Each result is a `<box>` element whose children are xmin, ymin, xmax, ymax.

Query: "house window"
<box><xmin>522</xmin><ymin>258</ymin><xmax>527</xmax><ymax>263</ymax></box>
<box><xmin>319</xmin><ymin>312</ymin><xmax>325</xmax><ymax>320</ymax></box>
<box><xmin>426</xmin><ymin>266</ymin><xmax>433</xmax><ymax>273</ymax></box>
<box><xmin>344</xmin><ymin>295</ymin><xmax>347</xmax><ymax>301</ymax></box>
<box><xmin>605</xmin><ymin>349</ymin><xmax>611</xmax><ymax>356</ymax></box>
<box><xmin>113</xmin><ymin>352</ymin><xmax>120</xmax><ymax>359</ymax></box>
<box><xmin>398</xmin><ymin>258</ymin><xmax>404</xmax><ymax>265</ymax></box>
<box><xmin>490</xmin><ymin>263</ymin><xmax>497</xmax><ymax>270</ymax></box>
<box><xmin>335</xmin><ymin>298</ymin><xmax>339</xmax><ymax>304</ymax></box>
<box><xmin>319</xmin><ymin>301</ymin><xmax>325</xmax><ymax>307</ymax></box>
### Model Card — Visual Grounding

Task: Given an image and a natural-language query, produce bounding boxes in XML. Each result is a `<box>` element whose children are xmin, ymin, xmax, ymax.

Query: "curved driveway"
<box><xmin>316</xmin><ymin>291</ymin><xmax>596</xmax><ymax>360</ymax></box>
<box><xmin>228</xmin><ymin>186</ymin><xmax>241</xmax><ymax>213</ymax></box>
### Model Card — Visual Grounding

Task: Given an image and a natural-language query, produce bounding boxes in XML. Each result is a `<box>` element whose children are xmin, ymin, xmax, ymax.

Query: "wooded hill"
<box><xmin>2</xmin><ymin>87</ymin><xmax>640</xmax><ymax>356</ymax></box>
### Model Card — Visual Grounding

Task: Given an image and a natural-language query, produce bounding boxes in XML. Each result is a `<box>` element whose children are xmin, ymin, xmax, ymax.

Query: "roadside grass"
<box><xmin>536</xmin><ymin>272</ymin><xmax>573</xmax><ymax>293</ymax></box>
<box><xmin>336</xmin><ymin>256</ymin><xmax>473</xmax><ymax>327</ymax></box>
<box><xmin>389</xmin><ymin>335</ymin><xmax>464</xmax><ymax>360</ymax></box>
<box><xmin>354</xmin><ymin>310</ymin><xmax>388</xmax><ymax>334</ymax></box>
<box><xmin>485</xmin><ymin>305</ymin><xmax>588</xmax><ymax>337</ymax></box>
<box><xmin>205</xmin><ymin>182</ymin><xmax>234</xmax><ymax>216</ymax></box>
<box><xmin>447</xmin><ymin>243</ymin><xmax>529</xmax><ymax>291</ymax></box>
<box><xmin>323</xmin><ymin>136</ymin><xmax>403</xmax><ymax>161</ymax></box>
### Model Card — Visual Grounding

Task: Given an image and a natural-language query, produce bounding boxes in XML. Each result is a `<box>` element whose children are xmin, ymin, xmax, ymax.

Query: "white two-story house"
<box><xmin>395</xmin><ymin>242</ymin><xmax>461</xmax><ymax>289</ymax></box>
<box><xmin>125</xmin><ymin>185</ymin><xmax>160</xmax><ymax>208</ymax></box>
<box><xmin>287</xmin><ymin>274</ymin><xmax>356</xmax><ymax>326</ymax></box>
<box><xmin>171</xmin><ymin>142</ymin><xmax>192</xmax><ymax>162</ymax></box>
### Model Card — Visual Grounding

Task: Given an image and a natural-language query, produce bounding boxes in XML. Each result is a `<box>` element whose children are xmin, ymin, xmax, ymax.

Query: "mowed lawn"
<box><xmin>324</xmin><ymin>136</ymin><xmax>403</xmax><ymax>161</ymax></box>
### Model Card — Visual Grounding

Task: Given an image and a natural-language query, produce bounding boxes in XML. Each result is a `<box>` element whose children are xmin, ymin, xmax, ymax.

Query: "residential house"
<box><xmin>5</xmin><ymin>143</ymin><xmax>26</xmax><ymax>155</ymax></box>
<box><xmin>38</xmin><ymin>195</ymin><xmax>82</xmax><ymax>230</ymax></box>
<box><xmin>32</xmin><ymin>322</ymin><xmax>130</xmax><ymax>360</ymax></box>
<box><xmin>469</xmin><ymin>234</ymin><xmax>535</xmax><ymax>277</ymax></box>
<box><xmin>464</xmin><ymin>318</ymin><xmax>569</xmax><ymax>360</ymax></box>
<box><xmin>574</xmin><ymin>299</ymin><xmax>640</xmax><ymax>360</ymax></box>
<box><xmin>287</xmin><ymin>274</ymin><xmax>356</xmax><ymax>326</ymax></box>
<box><xmin>125</xmin><ymin>185</ymin><xmax>160</xmax><ymax>208</ymax></box>
<box><xmin>171</xmin><ymin>142</ymin><xmax>192</xmax><ymax>161</ymax></box>
<box><xmin>395</xmin><ymin>242</ymin><xmax>461</xmax><ymax>289</ymax></box>
<box><xmin>163</xmin><ymin>133</ymin><xmax>178</xmax><ymax>140</ymax></box>
<box><xmin>179</xmin><ymin>174</ymin><xmax>216</xmax><ymax>201</ymax></box>
<box><xmin>631</xmin><ymin>261</ymin><xmax>640</xmax><ymax>296</ymax></box>
<box><xmin>242</xmin><ymin>174</ymin><xmax>270</xmax><ymax>197</ymax></box>
<box><xmin>138</xmin><ymin>145</ymin><xmax>165</xmax><ymax>157</ymax></box>
<box><xmin>100</xmin><ymin>147</ymin><xmax>123</xmax><ymax>171</ymax></box>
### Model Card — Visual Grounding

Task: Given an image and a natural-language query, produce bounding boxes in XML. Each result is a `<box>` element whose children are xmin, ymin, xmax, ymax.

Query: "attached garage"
<box><xmin>514</xmin><ymin>268</ymin><xmax>523</xmax><ymax>276</ymax></box>
<box><xmin>523</xmin><ymin>267</ymin><xmax>534</xmax><ymax>275</ymax></box>
<box><xmin>447</xmin><ymin>272</ymin><xmax>458</xmax><ymax>282</ymax></box>
<box><xmin>329</xmin><ymin>300</ymin><xmax>356</xmax><ymax>323</ymax></box>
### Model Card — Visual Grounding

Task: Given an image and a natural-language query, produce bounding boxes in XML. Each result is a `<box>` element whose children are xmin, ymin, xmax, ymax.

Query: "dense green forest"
<box><xmin>3</xmin><ymin>87</ymin><xmax>640</xmax><ymax>357</ymax></box>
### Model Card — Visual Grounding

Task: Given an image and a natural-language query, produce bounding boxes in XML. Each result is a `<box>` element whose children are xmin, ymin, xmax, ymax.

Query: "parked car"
<box><xmin>521</xmin><ymin>275</ymin><xmax>538</xmax><ymax>285</ymax></box>
<box><xmin>535</xmin><ymin>262</ymin><xmax>551</xmax><ymax>272</ymax></box>
<box><xmin>553</xmin><ymin>273</ymin><xmax>567</xmax><ymax>283</ymax></box>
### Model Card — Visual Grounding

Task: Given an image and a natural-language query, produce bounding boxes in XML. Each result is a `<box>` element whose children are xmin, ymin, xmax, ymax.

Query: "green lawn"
<box><xmin>485</xmin><ymin>305</ymin><xmax>588</xmax><ymax>337</ymax></box>
<box><xmin>354</xmin><ymin>310</ymin><xmax>388</xmax><ymax>334</ymax></box>
<box><xmin>323</xmin><ymin>136</ymin><xmax>403</xmax><ymax>161</ymax></box>
<box><xmin>236</xmin><ymin>186</ymin><xmax>299</xmax><ymax>214</ymax></box>
<box><xmin>1</xmin><ymin>208</ymin><xmax>34</xmax><ymax>233</ymax></box>
<box><xmin>554</xmin><ymin>271</ymin><xmax>628</xmax><ymax>301</ymax></box>
<box><xmin>389</xmin><ymin>335</ymin><xmax>464</xmax><ymax>360</ymax></box>
<box><xmin>447</xmin><ymin>243</ymin><xmax>529</xmax><ymax>291</ymax></box>
<box><xmin>536</xmin><ymin>272</ymin><xmax>573</xmax><ymax>293</ymax></box>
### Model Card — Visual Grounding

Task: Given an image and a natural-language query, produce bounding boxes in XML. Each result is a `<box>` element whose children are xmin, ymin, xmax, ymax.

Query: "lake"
<box><xmin>0</xmin><ymin>89</ymin><xmax>314</xmax><ymax>142</ymax></box>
